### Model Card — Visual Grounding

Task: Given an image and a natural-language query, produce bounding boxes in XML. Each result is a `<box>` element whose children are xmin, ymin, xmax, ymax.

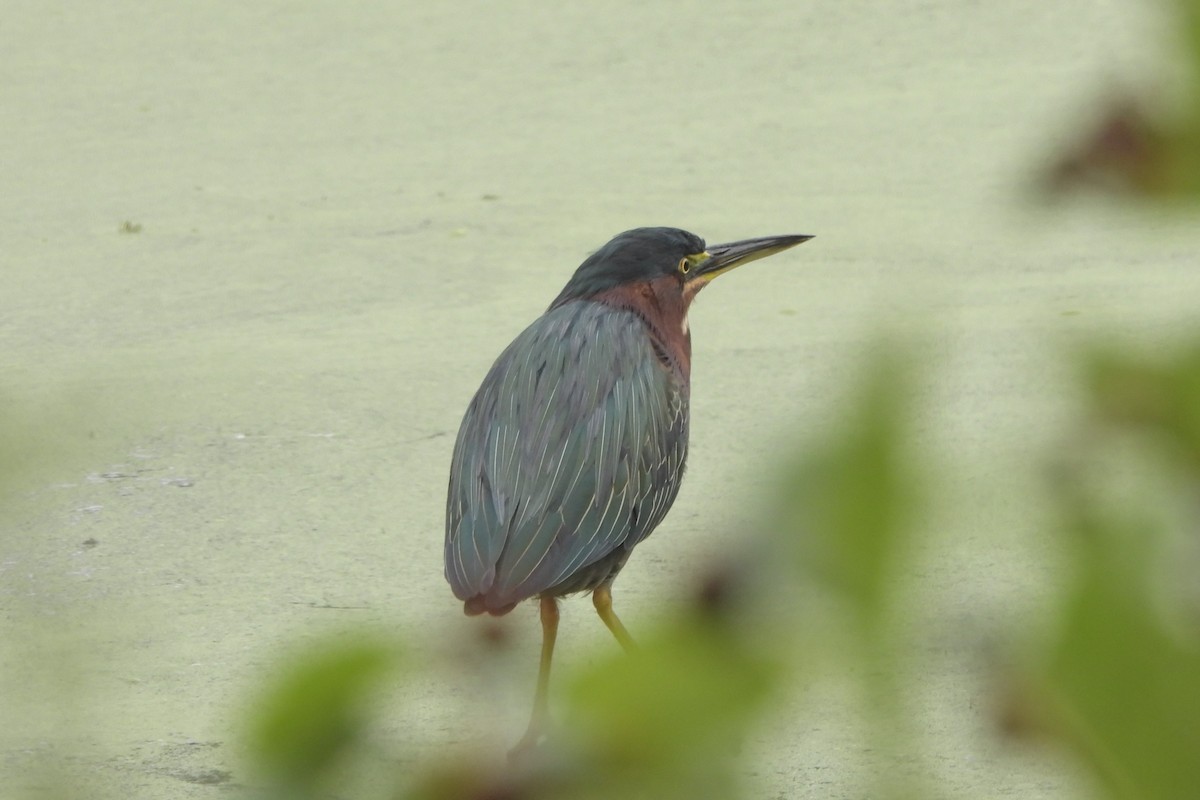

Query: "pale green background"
<box><xmin>3</xmin><ymin>1</ymin><xmax>1198</xmax><ymax>797</ymax></box>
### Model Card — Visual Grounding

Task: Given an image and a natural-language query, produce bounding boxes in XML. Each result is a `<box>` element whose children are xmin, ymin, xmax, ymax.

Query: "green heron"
<box><xmin>444</xmin><ymin>227</ymin><xmax>811</xmax><ymax>756</ymax></box>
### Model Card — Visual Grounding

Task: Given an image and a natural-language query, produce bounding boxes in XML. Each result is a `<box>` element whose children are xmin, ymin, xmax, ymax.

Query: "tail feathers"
<box><xmin>464</xmin><ymin>594</ymin><xmax>518</xmax><ymax>616</ymax></box>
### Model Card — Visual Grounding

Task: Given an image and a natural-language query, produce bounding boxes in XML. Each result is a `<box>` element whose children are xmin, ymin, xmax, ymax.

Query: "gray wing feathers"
<box><xmin>444</xmin><ymin>301</ymin><xmax>687</xmax><ymax>608</ymax></box>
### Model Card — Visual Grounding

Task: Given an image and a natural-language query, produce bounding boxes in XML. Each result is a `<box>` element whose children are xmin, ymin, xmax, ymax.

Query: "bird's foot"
<box><xmin>507</xmin><ymin>718</ymin><xmax>553</xmax><ymax>765</ymax></box>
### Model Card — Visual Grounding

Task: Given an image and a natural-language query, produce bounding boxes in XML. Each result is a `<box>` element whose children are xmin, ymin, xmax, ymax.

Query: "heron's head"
<box><xmin>552</xmin><ymin>227</ymin><xmax>812</xmax><ymax>308</ymax></box>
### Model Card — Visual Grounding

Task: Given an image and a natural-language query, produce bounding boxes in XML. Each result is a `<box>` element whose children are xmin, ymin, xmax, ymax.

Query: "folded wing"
<box><xmin>445</xmin><ymin>300</ymin><xmax>688</xmax><ymax>613</ymax></box>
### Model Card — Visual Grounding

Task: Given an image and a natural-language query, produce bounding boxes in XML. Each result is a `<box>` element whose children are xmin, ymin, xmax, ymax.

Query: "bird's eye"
<box><xmin>678</xmin><ymin>257</ymin><xmax>690</xmax><ymax>274</ymax></box>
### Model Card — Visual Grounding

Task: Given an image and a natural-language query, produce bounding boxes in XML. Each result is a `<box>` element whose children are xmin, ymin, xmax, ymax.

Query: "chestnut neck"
<box><xmin>592</xmin><ymin>275</ymin><xmax>694</xmax><ymax>383</ymax></box>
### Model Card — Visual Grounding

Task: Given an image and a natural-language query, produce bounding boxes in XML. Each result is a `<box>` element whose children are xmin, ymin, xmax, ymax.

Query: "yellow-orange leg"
<box><xmin>592</xmin><ymin>584</ymin><xmax>635</xmax><ymax>652</ymax></box>
<box><xmin>508</xmin><ymin>595</ymin><xmax>559</xmax><ymax>762</ymax></box>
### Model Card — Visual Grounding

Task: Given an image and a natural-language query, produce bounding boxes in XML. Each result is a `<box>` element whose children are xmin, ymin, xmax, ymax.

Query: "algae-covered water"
<box><xmin>3</xmin><ymin>1</ymin><xmax>1198</xmax><ymax>797</ymax></box>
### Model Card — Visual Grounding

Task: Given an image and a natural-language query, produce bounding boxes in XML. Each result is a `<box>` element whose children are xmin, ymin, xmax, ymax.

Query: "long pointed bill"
<box><xmin>692</xmin><ymin>233</ymin><xmax>813</xmax><ymax>282</ymax></box>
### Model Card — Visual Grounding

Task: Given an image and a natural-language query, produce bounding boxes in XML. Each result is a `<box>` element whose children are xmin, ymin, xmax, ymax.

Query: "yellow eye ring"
<box><xmin>678</xmin><ymin>257</ymin><xmax>691</xmax><ymax>274</ymax></box>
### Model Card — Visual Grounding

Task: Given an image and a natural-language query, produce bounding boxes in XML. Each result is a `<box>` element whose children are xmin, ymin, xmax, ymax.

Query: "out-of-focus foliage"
<box><xmin>566</xmin><ymin>615</ymin><xmax>778</xmax><ymax>777</ymax></box>
<box><xmin>1042</xmin><ymin>0</ymin><xmax>1200</xmax><ymax>199</ymax></box>
<box><xmin>401</xmin><ymin>605</ymin><xmax>784</xmax><ymax>800</ymax></box>
<box><xmin>244</xmin><ymin>634</ymin><xmax>403</xmax><ymax>799</ymax></box>
<box><xmin>1005</xmin><ymin>344</ymin><xmax>1200</xmax><ymax>800</ymax></box>
<box><xmin>777</xmin><ymin>349</ymin><xmax>919</xmax><ymax>639</ymax></box>
<box><xmin>771</xmin><ymin>346</ymin><xmax>927</xmax><ymax>800</ymax></box>
<box><xmin>1086</xmin><ymin>344</ymin><xmax>1200</xmax><ymax>463</ymax></box>
<box><xmin>1021</xmin><ymin>8</ymin><xmax>1200</xmax><ymax>789</ymax></box>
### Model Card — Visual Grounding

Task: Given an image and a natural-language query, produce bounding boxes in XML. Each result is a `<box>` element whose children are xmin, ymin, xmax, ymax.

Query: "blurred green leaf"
<box><xmin>567</xmin><ymin>615</ymin><xmax>780</xmax><ymax>792</ymax></box>
<box><xmin>779</xmin><ymin>348</ymin><xmax>918</xmax><ymax>636</ymax></box>
<box><xmin>1017</xmin><ymin>337</ymin><xmax>1200</xmax><ymax>800</ymax></box>
<box><xmin>1036</xmin><ymin>510</ymin><xmax>1200</xmax><ymax>800</ymax></box>
<box><xmin>1086</xmin><ymin>343</ymin><xmax>1200</xmax><ymax>466</ymax></box>
<box><xmin>246</xmin><ymin>634</ymin><xmax>402</xmax><ymax>792</ymax></box>
<box><xmin>1182</xmin><ymin>0</ymin><xmax>1200</xmax><ymax>90</ymax></box>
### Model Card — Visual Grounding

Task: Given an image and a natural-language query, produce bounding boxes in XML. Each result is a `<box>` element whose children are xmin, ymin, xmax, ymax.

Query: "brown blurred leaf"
<box><xmin>1039</xmin><ymin>0</ymin><xmax>1200</xmax><ymax>201</ymax></box>
<box><xmin>1041</xmin><ymin>99</ymin><xmax>1200</xmax><ymax>199</ymax></box>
